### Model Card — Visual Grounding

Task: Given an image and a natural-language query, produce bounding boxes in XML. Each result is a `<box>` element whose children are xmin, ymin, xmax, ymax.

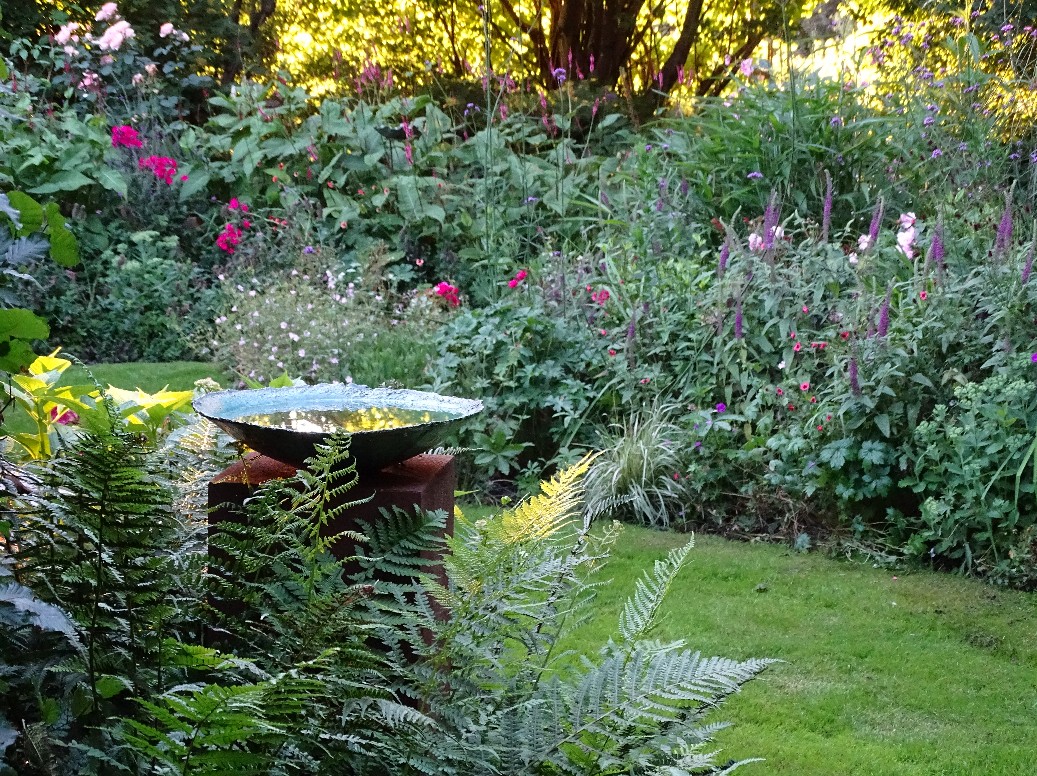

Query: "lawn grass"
<box><xmin>57</xmin><ymin>361</ymin><xmax>232</xmax><ymax>394</ymax></box>
<box><xmin>560</xmin><ymin>526</ymin><xmax>1037</xmax><ymax>775</ymax></box>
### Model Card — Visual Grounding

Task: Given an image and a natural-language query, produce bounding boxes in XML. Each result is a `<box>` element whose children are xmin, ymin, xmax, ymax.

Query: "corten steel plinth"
<box><xmin>207</xmin><ymin>452</ymin><xmax>455</xmax><ymax>588</ymax></box>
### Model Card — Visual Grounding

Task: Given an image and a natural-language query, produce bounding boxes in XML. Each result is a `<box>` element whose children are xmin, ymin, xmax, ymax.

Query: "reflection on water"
<box><xmin>234</xmin><ymin>407</ymin><xmax>454</xmax><ymax>433</ymax></box>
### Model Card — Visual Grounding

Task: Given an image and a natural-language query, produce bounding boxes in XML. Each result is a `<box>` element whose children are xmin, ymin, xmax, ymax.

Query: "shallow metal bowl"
<box><xmin>193</xmin><ymin>384</ymin><xmax>482</xmax><ymax>470</ymax></box>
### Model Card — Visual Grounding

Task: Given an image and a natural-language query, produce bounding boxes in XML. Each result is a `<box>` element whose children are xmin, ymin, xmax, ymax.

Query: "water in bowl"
<box><xmin>234</xmin><ymin>407</ymin><xmax>456</xmax><ymax>434</ymax></box>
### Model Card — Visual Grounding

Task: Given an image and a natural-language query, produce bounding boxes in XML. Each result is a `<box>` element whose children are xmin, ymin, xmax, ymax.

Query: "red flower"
<box><xmin>111</xmin><ymin>125</ymin><xmax>143</xmax><ymax>148</ymax></box>
<box><xmin>434</xmin><ymin>282</ymin><xmax>461</xmax><ymax>307</ymax></box>
<box><xmin>793</xmin><ymin>342</ymin><xmax>802</xmax><ymax>352</ymax></box>
<box><xmin>776</xmin><ymin>387</ymin><xmax>784</xmax><ymax>396</ymax></box>
<box><xmin>840</xmin><ymin>331</ymin><xmax>850</xmax><ymax>340</ymax></box>
<box><xmin>138</xmin><ymin>155</ymin><xmax>179</xmax><ymax>185</ymax></box>
<box><xmin>800</xmin><ymin>381</ymin><xmax>810</xmax><ymax>391</ymax></box>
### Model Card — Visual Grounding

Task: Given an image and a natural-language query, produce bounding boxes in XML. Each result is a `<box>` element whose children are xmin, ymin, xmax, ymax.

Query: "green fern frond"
<box><xmin>619</xmin><ymin>537</ymin><xmax>695</xmax><ymax>643</ymax></box>
<box><xmin>351</xmin><ymin>506</ymin><xmax>449</xmax><ymax>583</ymax></box>
<box><xmin>122</xmin><ymin>672</ymin><xmax>319</xmax><ymax>776</ymax></box>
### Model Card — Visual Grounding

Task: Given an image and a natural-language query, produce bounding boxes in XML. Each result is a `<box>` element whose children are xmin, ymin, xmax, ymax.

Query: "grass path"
<box><xmin>570</xmin><ymin>527</ymin><xmax>1037</xmax><ymax>775</ymax></box>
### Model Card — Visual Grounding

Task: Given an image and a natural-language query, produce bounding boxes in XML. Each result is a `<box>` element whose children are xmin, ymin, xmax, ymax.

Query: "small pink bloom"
<box><xmin>50</xmin><ymin>407</ymin><xmax>80</xmax><ymax>425</ymax></box>
<box><xmin>919</xmin><ymin>290</ymin><xmax>928</xmax><ymax>300</ymax></box>
<box><xmin>800</xmin><ymin>381</ymin><xmax>810</xmax><ymax>391</ymax></box>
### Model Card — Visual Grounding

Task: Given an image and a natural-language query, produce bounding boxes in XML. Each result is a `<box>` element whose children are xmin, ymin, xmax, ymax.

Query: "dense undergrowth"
<box><xmin>3</xmin><ymin>3</ymin><xmax>1037</xmax><ymax>593</ymax></box>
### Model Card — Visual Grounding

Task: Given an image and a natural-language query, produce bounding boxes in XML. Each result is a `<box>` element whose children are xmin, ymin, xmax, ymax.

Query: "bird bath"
<box><xmin>193</xmin><ymin>383</ymin><xmax>482</xmax><ymax>471</ymax></box>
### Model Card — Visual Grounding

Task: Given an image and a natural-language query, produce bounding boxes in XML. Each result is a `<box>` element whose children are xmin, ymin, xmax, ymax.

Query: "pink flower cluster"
<box><xmin>217</xmin><ymin>223</ymin><xmax>243</xmax><ymax>253</ymax></box>
<box><xmin>895</xmin><ymin>212</ymin><xmax>917</xmax><ymax>259</ymax></box>
<box><xmin>434</xmin><ymin>282</ymin><xmax>460</xmax><ymax>306</ymax></box>
<box><xmin>508</xmin><ymin>269</ymin><xmax>527</xmax><ymax>288</ymax></box>
<box><xmin>111</xmin><ymin>124</ymin><xmax>142</xmax><ymax>148</ymax></box>
<box><xmin>589</xmin><ymin>286</ymin><xmax>610</xmax><ymax>305</ymax></box>
<box><xmin>138</xmin><ymin>155</ymin><xmax>180</xmax><ymax>185</ymax></box>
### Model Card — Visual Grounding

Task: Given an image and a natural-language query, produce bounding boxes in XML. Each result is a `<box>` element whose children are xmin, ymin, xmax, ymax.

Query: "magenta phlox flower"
<box><xmin>138</xmin><ymin>155</ymin><xmax>179</xmax><ymax>185</ymax></box>
<box><xmin>434</xmin><ymin>282</ymin><xmax>461</xmax><ymax>306</ymax></box>
<box><xmin>111</xmin><ymin>125</ymin><xmax>143</xmax><ymax>148</ymax></box>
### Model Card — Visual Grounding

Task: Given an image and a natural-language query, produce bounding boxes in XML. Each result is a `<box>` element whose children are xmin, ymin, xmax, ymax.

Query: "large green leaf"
<box><xmin>95</xmin><ymin>167</ymin><xmax>128</xmax><ymax>199</ymax></box>
<box><xmin>44</xmin><ymin>203</ymin><xmax>79</xmax><ymax>267</ymax></box>
<box><xmin>0</xmin><ymin>308</ymin><xmax>49</xmax><ymax>340</ymax></box>
<box><xmin>6</xmin><ymin>191</ymin><xmax>43</xmax><ymax>234</ymax></box>
<box><xmin>28</xmin><ymin>170</ymin><xmax>95</xmax><ymax>195</ymax></box>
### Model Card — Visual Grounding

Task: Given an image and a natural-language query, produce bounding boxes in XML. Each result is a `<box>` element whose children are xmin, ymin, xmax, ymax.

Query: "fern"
<box><xmin>15</xmin><ymin>404</ymin><xmax>181</xmax><ymax>711</ymax></box>
<box><xmin>366</xmin><ymin>462</ymin><xmax>774</xmax><ymax>775</ymax></box>
<box><xmin>121</xmin><ymin>671</ymin><xmax>318</xmax><ymax>776</ymax></box>
<box><xmin>619</xmin><ymin>538</ymin><xmax>696</xmax><ymax>643</ymax></box>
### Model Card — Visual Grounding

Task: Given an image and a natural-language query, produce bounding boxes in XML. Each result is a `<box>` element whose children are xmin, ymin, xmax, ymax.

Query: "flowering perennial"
<box><xmin>216</xmin><ymin>223</ymin><xmax>243</xmax><ymax>254</ymax></box>
<box><xmin>508</xmin><ymin>269</ymin><xmax>528</xmax><ymax>288</ymax></box>
<box><xmin>434</xmin><ymin>282</ymin><xmax>460</xmax><ymax>307</ymax></box>
<box><xmin>111</xmin><ymin>125</ymin><xmax>142</xmax><ymax>148</ymax></box>
<box><xmin>138</xmin><ymin>155</ymin><xmax>179</xmax><ymax>185</ymax></box>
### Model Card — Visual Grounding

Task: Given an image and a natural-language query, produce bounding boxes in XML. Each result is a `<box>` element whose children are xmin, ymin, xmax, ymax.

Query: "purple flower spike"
<box><xmin>877</xmin><ymin>284</ymin><xmax>892</xmax><ymax>337</ymax></box>
<box><xmin>849</xmin><ymin>355</ymin><xmax>862</xmax><ymax>396</ymax></box>
<box><xmin>867</xmin><ymin>196</ymin><xmax>885</xmax><ymax>250</ymax></box>
<box><xmin>734</xmin><ymin>296</ymin><xmax>744</xmax><ymax>340</ymax></box>
<box><xmin>718</xmin><ymin>239</ymin><xmax>730</xmax><ymax>278</ymax></box>
<box><xmin>821</xmin><ymin>169</ymin><xmax>833</xmax><ymax>243</ymax></box>
<box><xmin>995</xmin><ymin>191</ymin><xmax>1014</xmax><ymax>260</ymax></box>
<box><xmin>928</xmin><ymin>219</ymin><xmax>946</xmax><ymax>271</ymax></box>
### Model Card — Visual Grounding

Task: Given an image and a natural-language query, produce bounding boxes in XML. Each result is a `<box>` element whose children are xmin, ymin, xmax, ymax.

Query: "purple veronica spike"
<box><xmin>928</xmin><ymin>219</ymin><xmax>946</xmax><ymax>271</ymax></box>
<box><xmin>849</xmin><ymin>355</ymin><xmax>861</xmax><ymax>396</ymax></box>
<box><xmin>718</xmin><ymin>239</ymin><xmax>730</xmax><ymax>278</ymax></box>
<box><xmin>877</xmin><ymin>284</ymin><xmax>892</xmax><ymax>337</ymax></box>
<box><xmin>1023</xmin><ymin>222</ymin><xmax>1036</xmax><ymax>285</ymax></box>
<box><xmin>867</xmin><ymin>196</ymin><xmax>885</xmax><ymax>250</ymax></box>
<box><xmin>735</xmin><ymin>296</ymin><xmax>744</xmax><ymax>339</ymax></box>
<box><xmin>821</xmin><ymin>169</ymin><xmax>833</xmax><ymax>243</ymax></box>
<box><xmin>995</xmin><ymin>193</ymin><xmax>1013</xmax><ymax>260</ymax></box>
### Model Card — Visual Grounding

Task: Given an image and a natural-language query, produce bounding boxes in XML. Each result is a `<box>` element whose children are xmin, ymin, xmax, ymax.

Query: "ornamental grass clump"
<box><xmin>583</xmin><ymin>403</ymin><xmax>691</xmax><ymax>528</ymax></box>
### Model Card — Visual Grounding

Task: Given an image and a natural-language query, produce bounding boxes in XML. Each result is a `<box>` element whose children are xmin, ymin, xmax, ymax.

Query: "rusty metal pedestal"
<box><xmin>208</xmin><ymin>451</ymin><xmax>455</xmax><ymax>565</ymax></box>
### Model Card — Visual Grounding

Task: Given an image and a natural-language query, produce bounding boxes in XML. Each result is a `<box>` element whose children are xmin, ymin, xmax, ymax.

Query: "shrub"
<box><xmin>898</xmin><ymin>364</ymin><xmax>1037</xmax><ymax>584</ymax></box>
<box><xmin>27</xmin><ymin>231</ymin><xmax>215</xmax><ymax>362</ymax></box>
